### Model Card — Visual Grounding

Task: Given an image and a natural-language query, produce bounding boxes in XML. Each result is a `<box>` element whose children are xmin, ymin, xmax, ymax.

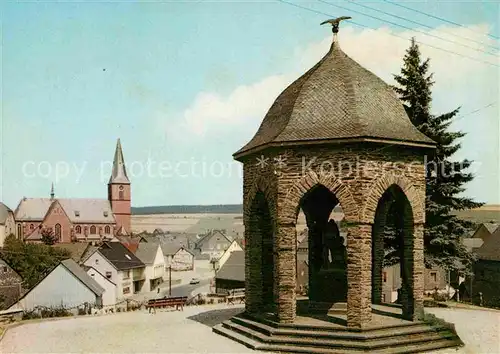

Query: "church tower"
<box><xmin>108</xmin><ymin>138</ymin><xmax>131</xmax><ymax>234</ymax></box>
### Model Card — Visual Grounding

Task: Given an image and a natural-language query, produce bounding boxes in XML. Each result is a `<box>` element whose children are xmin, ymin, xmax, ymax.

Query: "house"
<box><xmin>85</xmin><ymin>266</ymin><xmax>117</xmax><ymax>307</ymax></box>
<box><xmin>462</xmin><ymin>222</ymin><xmax>500</xmax><ymax>252</ymax></box>
<box><xmin>466</xmin><ymin>227</ymin><xmax>500</xmax><ymax>307</ymax></box>
<box><xmin>9</xmin><ymin>259</ymin><xmax>104</xmax><ymax>311</ymax></box>
<box><xmin>0</xmin><ymin>258</ymin><xmax>23</xmax><ymax>310</ymax></box>
<box><xmin>83</xmin><ymin>242</ymin><xmax>146</xmax><ymax>298</ymax></box>
<box><xmin>134</xmin><ymin>242</ymin><xmax>165</xmax><ymax>291</ymax></box>
<box><xmin>14</xmin><ymin>139</ymin><xmax>131</xmax><ymax>243</ymax></box>
<box><xmin>194</xmin><ymin>230</ymin><xmax>232</xmax><ymax>260</ymax></box>
<box><xmin>161</xmin><ymin>242</ymin><xmax>194</xmax><ymax>271</ymax></box>
<box><xmin>213</xmin><ymin>240</ymin><xmax>243</xmax><ymax>271</ymax></box>
<box><xmin>0</xmin><ymin>202</ymin><xmax>16</xmax><ymax>247</ymax></box>
<box><xmin>215</xmin><ymin>250</ymin><xmax>245</xmax><ymax>293</ymax></box>
<box><xmin>52</xmin><ymin>242</ymin><xmax>96</xmax><ymax>264</ymax></box>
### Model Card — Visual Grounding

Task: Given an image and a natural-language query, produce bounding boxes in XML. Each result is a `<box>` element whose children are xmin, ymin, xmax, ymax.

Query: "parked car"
<box><xmin>190</xmin><ymin>278</ymin><xmax>200</xmax><ymax>285</ymax></box>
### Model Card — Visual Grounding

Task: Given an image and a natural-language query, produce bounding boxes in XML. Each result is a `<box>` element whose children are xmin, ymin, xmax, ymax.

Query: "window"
<box><xmin>75</xmin><ymin>225</ymin><xmax>82</xmax><ymax>234</ymax></box>
<box><xmin>90</xmin><ymin>225</ymin><xmax>96</xmax><ymax>234</ymax></box>
<box><xmin>95</xmin><ymin>259</ymin><xmax>99</xmax><ymax>265</ymax></box>
<box><xmin>103</xmin><ymin>211</ymin><xmax>109</xmax><ymax>217</ymax></box>
<box><xmin>105</xmin><ymin>225</ymin><xmax>110</xmax><ymax>234</ymax></box>
<box><xmin>123</xmin><ymin>287</ymin><xmax>130</xmax><ymax>295</ymax></box>
<box><xmin>431</xmin><ymin>272</ymin><xmax>437</xmax><ymax>282</ymax></box>
<box><xmin>3</xmin><ymin>266</ymin><xmax>7</xmax><ymax>273</ymax></box>
<box><xmin>383</xmin><ymin>272</ymin><xmax>387</xmax><ymax>283</ymax></box>
<box><xmin>119</xmin><ymin>191</ymin><xmax>124</xmax><ymax>200</ymax></box>
<box><xmin>106</xmin><ymin>271</ymin><xmax>112</xmax><ymax>279</ymax></box>
<box><xmin>55</xmin><ymin>224</ymin><xmax>62</xmax><ymax>240</ymax></box>
<box><xmin>17</xmin><ymin>224</ymin><xmax>22</xmax><ymax>238</ymax></box>
<box><xmin>30</xmin><ymin>224</ymin><xmax>34</xmax><ymax>230</ymax></box>
<box><xmin>123</xmin><ymin>270</ymin><xmax>130</xmax><ymax>279</ymax></box>
<box><xmin>74</xmin><ymin>211</ymin><xmax>80</xmax><ymax>217</ymax></box>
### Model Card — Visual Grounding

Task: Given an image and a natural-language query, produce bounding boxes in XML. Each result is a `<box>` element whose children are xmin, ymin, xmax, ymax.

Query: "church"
<box><xmin>14</xmin><ymin>139</ymin><xmax>131</xmax><ymax>243</ymax></box>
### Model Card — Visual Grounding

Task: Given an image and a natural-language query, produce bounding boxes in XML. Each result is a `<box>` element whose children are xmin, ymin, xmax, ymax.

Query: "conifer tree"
<box><xmin>393</xmin><ymin>38</ymin><xmax>483</xmax><ymax>271</ymax></box>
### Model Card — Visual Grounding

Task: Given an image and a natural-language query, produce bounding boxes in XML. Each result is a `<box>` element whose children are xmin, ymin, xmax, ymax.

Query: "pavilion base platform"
<box><xmin>213</xmin><ymin>302</ymin><xmax>463</xmax><ymax>354</ymax></box>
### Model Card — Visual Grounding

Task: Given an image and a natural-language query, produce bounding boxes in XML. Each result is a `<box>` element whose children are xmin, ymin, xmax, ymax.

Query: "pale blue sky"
<box><xmin>1</xmin><ymin>0</ymin><xmax>499</xmax><ymax>208</ymax></box>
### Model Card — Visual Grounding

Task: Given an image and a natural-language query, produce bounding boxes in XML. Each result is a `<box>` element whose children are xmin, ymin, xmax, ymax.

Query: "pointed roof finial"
<box><xmin>109</xmin><ymin>138</ymin><xmax>130</xmax><ymax>184</ymax></box>
<box><xmin>320</xmin><ymin>16</ymin><xmax>352</xmax><ymax>42</ymax></box>
<box><xmin>50</xmin><ymin>183</ymin><xmax>55</xmax><ymax>200</ymax></box>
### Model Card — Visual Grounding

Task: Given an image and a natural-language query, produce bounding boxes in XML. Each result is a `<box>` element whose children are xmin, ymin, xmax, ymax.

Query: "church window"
<box><xmin>105</xmin><ymin>225</ymin><xmax>111</xmax><ymax>234</ymax></box>
<box><xmin>55</xmin><ymin>224</ymin><xmax>62</xmax><ymax>240</ymax></box>
<box><xmin>17</xmin><ymin>224</ymin><xmax>22</xmax><ymax>238</ymax></box>
<box><xmin>75</xmin><ymin>225</ymin><xmax>81</xmax><ymax>234</ymax></box>
<box><xmin>90</xmin><ymin>225</ymin><xmax>96</xmax><ymax>234</ymax></box>
<box><xmin>119</xmin><ymin>190</ymin><xmax>124</xmax><ymax>200</ymax></box>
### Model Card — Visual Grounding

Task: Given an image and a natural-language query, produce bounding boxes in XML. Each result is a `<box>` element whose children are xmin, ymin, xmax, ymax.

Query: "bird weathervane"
<box><xmin>320</xmin><ymin>16</ymin><xmax>352</xmax><ymax>34</ymax></box>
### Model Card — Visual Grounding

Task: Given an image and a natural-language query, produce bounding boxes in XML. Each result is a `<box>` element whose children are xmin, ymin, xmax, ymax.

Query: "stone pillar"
<box><xmin>371</xmin><ymin>220</ymin><xmax>385</xmax><ymax>304</ymax></box>
<box><xmin>275</xmin><ymin>223</ymin><xmax>296</xmax><ymax>323</ymax></box>
<box><xmin>401</xmin><ymin>223</ymin><xmax>424</xmax><ymax>320</ymax></box>
<box><xmin>346</xmin><ymin>223</ymin><xmax>372</xmax><ymax>328</ymax></box>
<box><xmin>244</xmin><ymin>218</ymin><xmax>262</xmax><ymax>314</ymax></box>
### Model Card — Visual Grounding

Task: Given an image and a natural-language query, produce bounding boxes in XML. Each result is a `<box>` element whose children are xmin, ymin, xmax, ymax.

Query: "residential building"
<box><xmin>213</xmin><ymin>240</ymin><xmax>242</xmax><ymax>271</ymax></box>
<box><xmin>85</xmin><ymin>266</ymin><xmax>117</xmax><ymax>307</ymax></box>
<box><xmin>134</xmin><ymin>242</ymin><xmax>165</xmax><ymax>291</ymax></box>
<box><xmin>9</xmin><ymin>259</ymin><xmax>104</xmax><ymax>311</ymax></box>
<box><xmin>194</xmin><ymin>230</ymin><xmax>232</xmax><ymax>260</ymax></box>
<box><xmin>466</xmin><ymin>227</ymin><xmax>500</xmax><ymax>307</ymax></box>
<box><xmin>0</xmin><ymin>258</ymin><xmax>23</xmax><ymax>310</ymax></box>
<box><xmin>83</xmin><ymin>242</ymin><xmax>146</xmax><ymax>298</ymax></box>
<box><xmin>14</xmin><ymin>139</ymin><xmax>131</xmax><ymax>243</ymax></box>
<box><xmin>215</xmin><ymin>251</ymin><xmax>245</xmax><ymax>293</ymax></box>
<box><xmin>161</xmin><ymin>242</ymin><xmax>194</xmax><ymax>271</ymax></box>
<box><xmin>0</xmin><ymin>202</ymin><xmax>16</xmax><ymax>247</ymax></box>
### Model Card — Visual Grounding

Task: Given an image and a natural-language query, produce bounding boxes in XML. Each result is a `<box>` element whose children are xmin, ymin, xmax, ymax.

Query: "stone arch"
<box><xmin>244</xmin><ymin>176</ymin><xmax>277</xmax><ymax>224</ymax></box>
<box><xmin>361</xmin><ymin>173</ymin><xmax>424</xmax><ymax>224</ymax></box>
<box><xmin>280</xmin><ymin>170</ymin><xmax>358</xmax><ymax>224</ymax></box>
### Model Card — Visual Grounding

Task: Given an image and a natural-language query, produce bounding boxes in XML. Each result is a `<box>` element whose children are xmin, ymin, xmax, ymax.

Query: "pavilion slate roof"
<box><xmin>234</xmin><ymin>39</ymin><xmax>435</xmax><ymax>159</ymax></box>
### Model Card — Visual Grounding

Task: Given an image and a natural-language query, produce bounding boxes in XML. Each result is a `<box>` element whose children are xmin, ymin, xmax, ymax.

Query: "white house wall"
<box><xmin>216</xmin><ymin>241</ymin><xmax>242</xmax><ymax>270</ymax></box>
<box><xmin>171</xmin><ymin>249</ymin><xmax>194</xmax><ymax>271</ymax></box>
<box><xmin>83</xmin><ymin>252</ymin><xmax>124</xmax><ymax>299</ymax></box>
<box><xmin>15</xmin><ymin>265</ymin><xmax>98</xmax><ymax>310</ymax></box>
<box><xmin>86</xmin><ymin>268</ymin><xmax>117</xmax><ymax>307</ymax></box>
<box><xmin>144</xmin><ymin>246</ymin><xmax>165</xmax><ymax>291</ymax></box>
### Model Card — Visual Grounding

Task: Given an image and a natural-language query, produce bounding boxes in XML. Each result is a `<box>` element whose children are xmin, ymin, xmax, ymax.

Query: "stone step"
<box><xmin>222</xmin><ymin>320</ymin><xmax>458</xmax><ymax>351</ymax></box>
<box><xmin>242</xmin><ymin>313</ymin><xmax>425</xmax><ymax>333</ymax></box>
<box><xmin>231</xmin><ymin>315</ymin><xmax>439</xmax><ymax>341</ymax></box>
<box><xmin>214</xmin><ymin>322</ymin><xmax>463</xmax><ymax>354</ymax></box>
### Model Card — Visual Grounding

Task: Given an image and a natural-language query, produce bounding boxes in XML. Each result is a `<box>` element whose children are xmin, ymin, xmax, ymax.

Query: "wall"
<box><xmin>199</xmin><ymin>233</ymin><xmax>231</xmax><ymax>259</ymax></box>
<box><xmin>109</xmin><ymin>183</ymin><xmax>131</xmax><ymax>233</ymax></box>
<box><xmin>14</xmin><ymin>265</ymin><xmax>97</xmax><ymax>310</ymax></box>
<box><xmin>83</xmin><ymin>252</ymin><xmax>129</xmax><ymax>299</ymax></box>
<box><xmin>18</xmin><ymin>221</ymin><xmax>42</xmax><ymax>240</ymax></box>
<box><xmin>0</xmin><ymin>212</ymin><xmax>16</xmax><ymax>247</ymax></box>
<box><xmin>42</xmin><ymin>201</ymin><xmax>72</xmax><ymax>243</ymax></box>
<box><xmin>0</xmin><ymin>263</ymin><xmax>23</xmax><ymax>310</ymax></box>
<box><xmin>86</xmin><ymin>268</ymin><xmax>117</xmax><ymax>307</ymax></box>
<box><xmin>471</xmin><ymin>260</ymin><xmax>500</xmax><ymax>307</ymax></box>
<box><xmin>172</xmin><ymin>249</ymin><xmax>194</xmax><ymax>271</ymax></box>
<box><xmin>144</xmin><ymin>246</ymin><xmax>165</xmax><ymax>291</ymax></box>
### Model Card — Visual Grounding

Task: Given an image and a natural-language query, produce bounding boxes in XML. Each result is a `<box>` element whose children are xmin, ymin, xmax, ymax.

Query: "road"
<box><xmin>160</xmin><ymin>278</ymin><xmax>211</xmax><ymax>298</ymax></box>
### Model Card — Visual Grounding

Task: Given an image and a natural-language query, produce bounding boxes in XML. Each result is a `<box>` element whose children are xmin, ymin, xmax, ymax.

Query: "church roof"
<box><xmin>109</xmin><ymin>138</ymin><xmax>130</xmax><ymax>184</ymax></box>
<box><xmin>15</xmin><ymin>198</ymin><xmax>115</xmax><ymax>224</ymax></box>
<box><xmin>234</xmin><ymin>36</ymin><xmax>435</xmax><ymax>159</ymax></box>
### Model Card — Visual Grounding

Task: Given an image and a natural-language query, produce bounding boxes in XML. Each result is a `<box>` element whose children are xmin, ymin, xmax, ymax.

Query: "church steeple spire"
<box><xmin>109</xmin><ymin>138</ymin><xmax>130</xmax><ymax>184</ymax></box>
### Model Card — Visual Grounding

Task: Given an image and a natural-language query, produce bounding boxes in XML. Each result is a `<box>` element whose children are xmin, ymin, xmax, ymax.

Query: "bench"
<box><xmin>226</xmin><ymin>288</ymin><xmax>245</xmax><ymax>305</ymax></box>
<box><xmin>146</xmin><ymin>296</ymin><xmax>188</xmax><ymax>313</ymax></box>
